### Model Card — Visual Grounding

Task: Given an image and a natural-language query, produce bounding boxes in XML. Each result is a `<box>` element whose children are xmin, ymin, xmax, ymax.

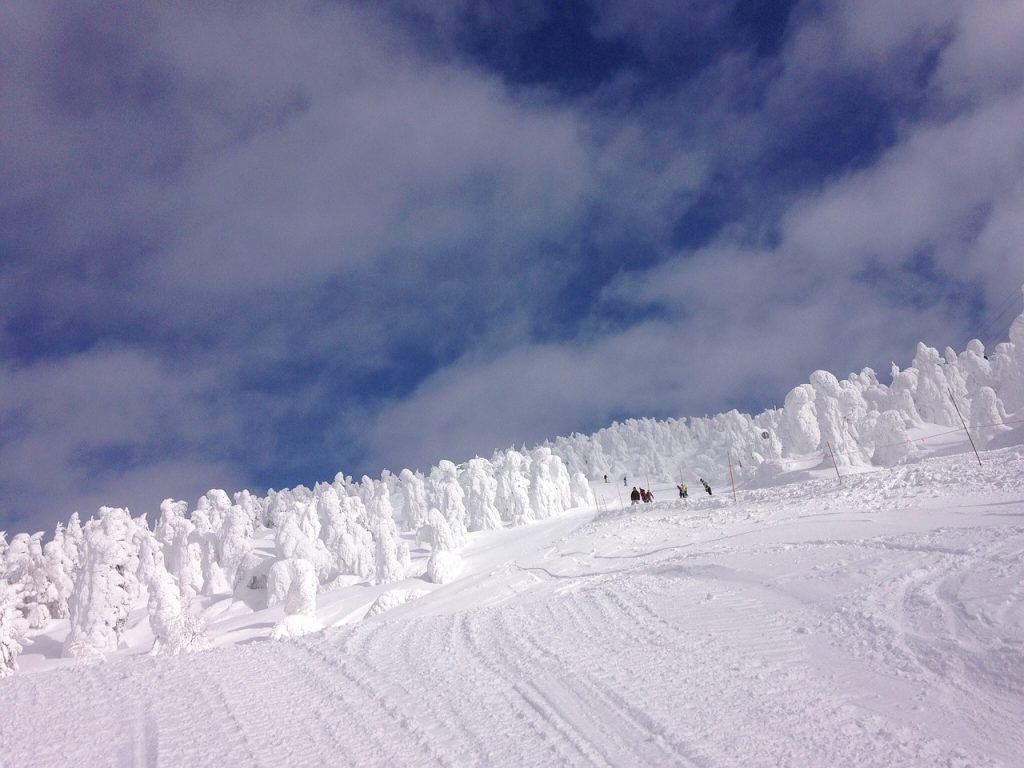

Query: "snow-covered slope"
<box><xmin>3</xmin><ymin>446</ymin><xmax>1023</xmax><ymax>766</ymax></box>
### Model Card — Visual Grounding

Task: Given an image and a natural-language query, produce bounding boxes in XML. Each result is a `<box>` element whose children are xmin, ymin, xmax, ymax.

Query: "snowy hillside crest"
<box><xmin>1</xmin><ymin>290</ymin><xmax>1023</xmax><ymax>676</ymax></box>
<box><xmin>547</xmin><ymin>289</ymin><xmax>1024</xmax><ymax>491</ymax></box>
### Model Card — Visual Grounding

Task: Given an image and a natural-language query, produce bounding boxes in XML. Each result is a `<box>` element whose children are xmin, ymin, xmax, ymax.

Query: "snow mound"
<box><xmin>270</xmin><ymin>613</ymin><xmax>323</xmax><ymax>641</ymax></box>
<box><xmin>426</xmin><ymin>551</ymin><xmax>463</xmax><ymax>584</ymax></box>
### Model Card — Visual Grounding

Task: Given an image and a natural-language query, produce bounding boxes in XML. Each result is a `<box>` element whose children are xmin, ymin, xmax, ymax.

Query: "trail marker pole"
<box><xmin>728</xmin><ymin>452</ymin><xmax>737</xmax><ymax>503</ymax></box>
<box><xmin>826</xmin><ymin>441</ymin><xmax>842</xmax><ymax>485</ymax></box>
<box><xmin>949</xmin><ymin>388</ymin><xmax>982</xmax><ymax>466</ymax></box>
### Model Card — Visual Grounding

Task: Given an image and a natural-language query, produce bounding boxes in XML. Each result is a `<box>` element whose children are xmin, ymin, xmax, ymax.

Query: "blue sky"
<box><xmin>2</xmin><ymin>0</ymin><xmax>1024</xmax><ymax>535</ymax></box>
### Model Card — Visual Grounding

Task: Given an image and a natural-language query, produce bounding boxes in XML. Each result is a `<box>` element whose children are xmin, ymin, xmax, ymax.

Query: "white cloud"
<box><xmin>0</xmin><ymin>349</ymin><xmax>244</xmax><ymax>532</ymax></box>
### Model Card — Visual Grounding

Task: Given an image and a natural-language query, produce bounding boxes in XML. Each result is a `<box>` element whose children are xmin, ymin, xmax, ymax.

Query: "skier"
<box><xmin>630</xmin><ymin>487</ymin><xmax>641</xmax><ymax>505</ymax></box>
<box><xmin>604</xmin><ymin>474</ymin><xmax>608</xmax><ymax>483</ymax></box>
<box><xmin>644</xmin><ymin>489</ymin><xmax>654</xmax><ymax>503</ymax></box>
<box><xmin>677</xmin><ymin>483</ymin><xmax>688</xmax><ymax>499</ymax></box>
<box><xmin>623</xmin><ymin>476</ymin><xmax>627</xmax><ymax>487</ymax></box>
<box><xmin>700</xmin><ymin>478</ymin><xmax>712</xmax><ymax>496</ymax></box>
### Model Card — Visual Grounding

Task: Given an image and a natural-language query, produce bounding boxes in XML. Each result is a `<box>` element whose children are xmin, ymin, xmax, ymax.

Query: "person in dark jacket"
<box><xmin>700</xmin><ymin>478</ymin><xmax>712</xmax><ymax>496</ymax></box>
<box><xmin>630</xmin><ymin>487</ymin><xmax>641</xmax><ymax>505</ymax></box>
<box><xmin>677</xmin><ymin>483</ymin><xmax>688</xmax><ymax>499</ymax></box>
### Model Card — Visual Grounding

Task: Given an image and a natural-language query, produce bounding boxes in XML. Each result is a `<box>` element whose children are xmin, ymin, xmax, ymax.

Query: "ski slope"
<box><xmin>3</xmin><ymin>445</ymin><xmax>1023</xmax><ymax>767</ymax></box>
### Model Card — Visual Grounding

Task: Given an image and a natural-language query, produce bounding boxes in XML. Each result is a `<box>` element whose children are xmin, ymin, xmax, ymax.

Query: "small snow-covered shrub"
<box><xmin>365</xmin><ymin>588</ymin><xmax>429</xmax><ymax>618</ymax></box>
<box><xmin>426</xmin><ymin>550</ymin><xmax>463</xmax><ymax>584</ymax></box>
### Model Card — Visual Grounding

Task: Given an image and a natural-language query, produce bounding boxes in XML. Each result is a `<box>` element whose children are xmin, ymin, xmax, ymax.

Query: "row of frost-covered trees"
<box><xmin>0</xmin><ymin>446</ymin><xmax>592</xmax><ymax>674</ymax></box>
<box><xmin>547</xmin><ymin>316</ymin><xmax>1024</xmax><ymax>490</ymax></box>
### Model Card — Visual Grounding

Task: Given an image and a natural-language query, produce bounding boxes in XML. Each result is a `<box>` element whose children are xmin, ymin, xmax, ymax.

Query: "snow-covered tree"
<box><xmin>275</xmin><ymin>507</ymin><xmax>332</xmax><ymax>583</ymax></box>
<box><xmin>811</xmin><ymin>379</ymin><xmax>867</xmax><ymax>469</ymax></box>
<box><xmin>134</xmin><ymin>524</ymin><xmax>165</xmax><ymax>591</ymax></box>
<box><xmin>3</xmin><ymin>532</ymin><xmax>54</xmax><ymax>628</ymax></box>
<box><xmin>399</xmin><ymin>469</ymin><xmax>430</xmax><ymax>533</ymax></box>
<box><xmin>780</xmin><ymin>384</ymin><xmax>820</xmax><ymax>455</ymax></box>
<box><xmin>147</xmin><ymin>567</ymin><xmax>209</xmax><ymax>655</ymax></box>
<box><xmin>63</xmin><ymin>507</ymin><xmax>141</xmax><ymax>661</ymax></box>
<box><xmin>569</xmin><ymin>472</ymin><xmax>595</xmax><ymax>508</ymax></box>
<box><xmin>461</xmin><ymin>458</ymin><xmax>502</xmax><ymax>532</ymax></box>
<box><xmin>63</xmin><ymin>513</ymin><xmax>84</xmax><ymax>571</ymax></box>
<box><xmin>529</xmin><ymin>447</ymin><xmax>562</xmax><ymax>520</ymax></box>
<box><xmin>0</xmin><ymin>579</ymin><xmax>29</xmax><ymax>678</ymax></box>
<box><xmin>494</xmin><ymin>450</ymin><xmax>532</xmax><ymax>525</ymax></box>
<box><xmin>970</xmin><ymin>386</ymin><xmax>1011</xmax><ymax>448</ymax></box>
<box><xmin>156</xmin><ymin>500</ymin><xmax>204</xmax><ymax>600</ymax></box>
<box><xmin>328</xmin><ymin>494</ymin><xmax>376</xmax><ymax>580</ymax></box>
<box><xmin>193</xmin><ymin>527</ymin><xmax>230</xmax><ymax>596</ymax></box>
<box><xmin>910</xmin><ymin>343</ymin><xmax>960</xmax><ymax>426</ymax></box>
<box><xmin>219</xmin><ymin>504</ymin><xmax>254</xmax><ymax>588</ymax></box>
<box><xmin>193</xmin><ymin>489</ymin><xmax>233</xmax><ymax>534</ymax></box>
<box><xmin>870</xmin><ymin>410</ymin><xmax>913</xmax><ymax>466</ymax></box>
<box><xmin>365</xmin><ymin>484</ymin><xmax>410</xmax><ymax>584</ymax></box>
<box><xmin>991</xmin><ymin>341</ymin><xmax>1024</xmax><ymax>414</ymax></box>
<box><xmin>1005</xmin><ymin>289</ymin><xmax>1024</xmax><ymax>411</ymax></box>
<box><xmin>374</xmin><ymin>520</ymin><xmax>410</xmax><ymax>585</ymax></box>
<box><xmin>43</xmin><ymin>528</ymin><xmax>75</xmax><ymax>620</ymax></box>
<box><xmin>889</xmin><ymin>365</ymin><xmax>925</xmax><ymax>426</ymax></box>
<box><xmin>430</xmin><ymin>460</ymin><xmax>469</xmax><ymax>540</ymax></box>
<box><xmin>268</xmin><ymin>558</ymin><xmax>323</xmax><ymax>640</ymax></box>
<box><xmin>233</xmin><ymin>489</ymin><xmax>264</xmax><ymax>532</ymax></box>
<box><xmin>422</xmin><ymin>507</ymin><xmax>464</xmax><ymax>552</ymax></box>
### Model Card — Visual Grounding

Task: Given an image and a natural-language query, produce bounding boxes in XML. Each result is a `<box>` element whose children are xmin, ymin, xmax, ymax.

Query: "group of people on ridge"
<box><xmin>618</xmin><ymin>473</ymin><xmax>713</xmax><ymax>505</ymax></box>
<box><xmin>630</xmin><ymin>486</ymin><xmax>654</xmax><ymax>504</ymax></box>
<box><xmin>677</xmin><ymin>478</ymin><xmax>712</xmax><ymax>498</ymax></box>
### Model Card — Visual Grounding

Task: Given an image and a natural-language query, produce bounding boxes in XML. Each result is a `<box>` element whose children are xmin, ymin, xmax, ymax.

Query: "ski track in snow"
<box><xmin>3</xmin><ymin>448</ymin><xmax>1024</xmax><ymax>767</ymax></box>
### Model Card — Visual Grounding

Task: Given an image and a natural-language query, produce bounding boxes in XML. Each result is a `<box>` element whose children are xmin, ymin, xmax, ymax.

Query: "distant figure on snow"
<box><xmin>700</xmin><ymin>478</ymin><xmax>712</xmax><ymax>496</ymax></box>
<box><xmin>623</xmin><ymin>476</ymin><xmax>627</xmax><ymax>487</ymax></box>
<box><xmin>604</xmin><ymin>474</ymin><xmax>608</xmax><ymax>483</ymax></box>
<box><xmin>644</xmin><ymin>489</ymin><xmax>654</xmax><ymax>503</ymax></box>
<box><xmin>677</xmin><ymin>483</ymin><xmax>688</xmax><ymax>499</ymax></box>
<box><xmin>630</xmin><ymin>487</ymin><xmax>641</xmax><ymax>505</ymax></box>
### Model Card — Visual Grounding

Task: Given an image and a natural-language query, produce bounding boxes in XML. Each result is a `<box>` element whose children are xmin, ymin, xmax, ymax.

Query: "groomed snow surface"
<box><xmin>4</xmin><ymin>444</ymin><xmax>1024</xmax><ymax>767</ymax></box>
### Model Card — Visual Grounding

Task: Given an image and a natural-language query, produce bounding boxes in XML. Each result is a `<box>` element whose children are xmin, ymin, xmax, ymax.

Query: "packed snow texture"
<box><xmin>1</xmin><ymin>293</ymin><xmax>1023</xmax><ymax>765</ymax></box>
